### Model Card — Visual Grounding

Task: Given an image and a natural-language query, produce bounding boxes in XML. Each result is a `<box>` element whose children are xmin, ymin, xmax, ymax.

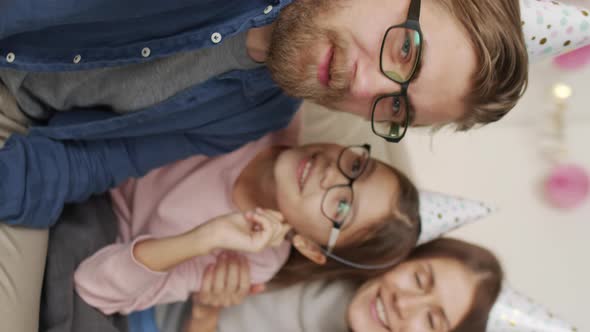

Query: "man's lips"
<box><xmin>317</xmin><ymin>45</ymin><xmax>334</xmax><ymax>87</ymax></box>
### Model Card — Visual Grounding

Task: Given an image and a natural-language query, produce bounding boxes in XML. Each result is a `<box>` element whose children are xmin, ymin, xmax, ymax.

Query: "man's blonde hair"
<box><xmin>438</xmin><ymin>0</ymin><xmax>529</xmax><ymax>130</ymax></box>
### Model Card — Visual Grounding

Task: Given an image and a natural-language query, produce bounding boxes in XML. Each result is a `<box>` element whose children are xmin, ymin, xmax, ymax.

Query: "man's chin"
<box><xmin>274</xmin><ymin>75</ymin><xmax>352</xmax><ymax>111</ymax></box>
<box><xmin>267</xmin><ymin>66</ymin><xmax>354</xmax><ymax>112</ymax></box>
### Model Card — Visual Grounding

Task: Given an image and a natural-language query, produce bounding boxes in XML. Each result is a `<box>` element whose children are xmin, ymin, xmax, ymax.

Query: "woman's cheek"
<box><xmin>290</xmin><ymin>197</ymin><xmax>326</xmax><ymax>236</ymax></box>
<box><xmin>349</xmin><ymin>300</ymin><xmax>383</xmax><ymax>332</ymax></box>
<box><xmin>347</xmin><ymin>281</ymin><xmax>384</xmax><ymax>332</ymax></box>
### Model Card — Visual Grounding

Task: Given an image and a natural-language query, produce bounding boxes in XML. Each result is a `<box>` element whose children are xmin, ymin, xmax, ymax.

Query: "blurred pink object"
<box><xmin>544</xmin><ymin>164</ymin><xmax>589</xmax><ymax>209</ymax></box>
<box><xmin>553</xmin><ymin>45</ymin><xmax>590</xmax><ymax>70</ymax></box>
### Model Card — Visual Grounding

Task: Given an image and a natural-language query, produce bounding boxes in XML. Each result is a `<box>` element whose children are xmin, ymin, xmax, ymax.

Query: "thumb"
<box><xmin>270</xmin><ymin>223</ymin><xmax>292</xmax><ymax>246</ymax></box>
<box><xmin>249</xmin><ymin>283</ymin><xmax>266</xmax><ymax>295</ymax></box>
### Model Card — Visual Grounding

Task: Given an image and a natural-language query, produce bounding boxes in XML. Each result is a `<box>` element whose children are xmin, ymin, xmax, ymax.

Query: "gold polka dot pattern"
<box><xmin>521</xmin><ymin>0</ymin><xmax>590</xmax><ymax>62</ymax></box>
<box><xmin>487</xmin><ymin>284</ymin><xmax>577</xmax><ymax>332</ymax></box>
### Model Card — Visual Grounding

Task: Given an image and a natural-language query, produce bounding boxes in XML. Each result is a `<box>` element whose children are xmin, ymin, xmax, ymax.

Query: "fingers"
<box><xmin>226</xmin><ymin>253</ymin><xmax>241</xmax><ymax>296</ymax></box>
<box><xmin>249</xmin><ymin>283</ymin><xmax>266</xmax><ymax>295</ymax></box>
<box><xmin>201</xmin><ymin>264</ymin><xmax>214</xmax><ymax>294</ymax></box>
<box><xmin>254</xmin><ymin>208</ymin><xmax>284</xmax><ymax>225</ymax></box>
<box><xmin>243</xmin><ymin>210</ymin><xmax>262</xmax><ymax>232</ymax></box>
<box><xmin>198</xmin><ymin>253</ymin><xmax>254</xmax><ymax>308</ymax></box>
<box><xmin>272</xmin><ymin>222</ymin><xmax>292</xmax><ymax>246</ymax></box>
<box><xmin>239</xmin><ymin>208</ymin><xmax>290</xmax><ymax>253</ymax></box>
<box><xmin>253</xmin><ymin>208</ymin><xmax>291</xmax><ymax>247</ymax></box>
<box><xmin>213</xmin><ymin>253</ymin><xmax>229</xmax><ymax>296</ymax></box>
<box><xmin>235</xmin><ymin>256</ymin><xmax>251</xmax><ymax>302</ymax></box>
<box><xmin>244</xmin><ymin>210</ymin><xmax>274</xmax><ymax>251</ymax></box>
<box><xmin>196</xmin><ymin>263</ymin><xmax>214</xmax><ymax>307</ymax></box>
<box><xmin>263</xmin><ymin>209</ymin><xmax>285</xmax><ymax>223</ymax></box>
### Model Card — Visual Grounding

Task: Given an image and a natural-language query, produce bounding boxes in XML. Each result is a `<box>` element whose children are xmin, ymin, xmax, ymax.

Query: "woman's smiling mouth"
<box><xmin>372</xmin><ymin>290</ymin><xmax>390</xmax><ymax>330</ymax></box>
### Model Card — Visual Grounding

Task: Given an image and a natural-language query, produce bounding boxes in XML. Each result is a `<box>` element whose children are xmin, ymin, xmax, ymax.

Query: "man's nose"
<box><xmin>349</xmin><ymin>60</ymin><xmax>402</xmax><ymax>100</ymax></box>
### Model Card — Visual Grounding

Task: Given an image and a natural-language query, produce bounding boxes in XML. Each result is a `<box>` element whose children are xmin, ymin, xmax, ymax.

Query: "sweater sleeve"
<box><xmin>75</xmin><ymin>238</ymin><xmax>291</xmax><ymax>315</ymax></box>
<box><xmin>0</xmin><ymin>132</ymin><xmax>246</xmax><ymax>228</ymax></box>
<box><xmin>74</xmin><ymin>235</ymin><xmax>216</xmax><ymax>315</ymax></box>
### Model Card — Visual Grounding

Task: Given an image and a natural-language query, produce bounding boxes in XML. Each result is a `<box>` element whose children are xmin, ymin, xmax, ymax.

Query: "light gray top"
<box><xmin>0</xmin><ymin>32</ymin><xmax>260</xmax><ymax>119</ymax></box>
<box><xmin>156</xmin><ymin>280</ymin><xmax>356</xmax><ymax>332</ymax></box>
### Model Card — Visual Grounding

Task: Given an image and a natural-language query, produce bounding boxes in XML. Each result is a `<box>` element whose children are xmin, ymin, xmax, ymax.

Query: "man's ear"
<box><xmin>292</xmin><ymin>234</ymin><xmax>327</xmax><ymax>265</ymax></box>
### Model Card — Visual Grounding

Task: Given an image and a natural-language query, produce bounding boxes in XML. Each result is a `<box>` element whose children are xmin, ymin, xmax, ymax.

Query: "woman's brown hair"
<box><xmin>435</xmin><ymin>0</ymin><xmax>529</xmax><ymax>130</ymax></box>
<box><xmin>410</xmin><ymin>238</ymin><xmax>504</xmax><ymax>332</ymax></box>
<box><xmin>272</xmin><ymin>163</ymin><xmax>421</xmax><ymax>286</ymax></box>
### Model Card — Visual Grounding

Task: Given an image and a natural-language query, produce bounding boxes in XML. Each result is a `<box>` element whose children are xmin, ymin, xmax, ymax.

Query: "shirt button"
<box><xmin>211</xmin><ymin>32</ymin><xmax>222</xmax><ymax>44</ymax></box>
<box><xmin>263</xmin><ymin>5</ymin><xmax>273</xmax><ymax>14</ymax></box>
<box><xmin>73</xmin><ymin>54</ymin><xmax>82</xmax><ymax>64</ymax></box>
<box><xmin>6</xmin><ymin>52</ymin><xmax>15</xmax><ymax>63</ymax></box>
<box><xmin>141</xmin><ymin>47</ymin><xmax>151</xmax><ymax>58</ymax></box>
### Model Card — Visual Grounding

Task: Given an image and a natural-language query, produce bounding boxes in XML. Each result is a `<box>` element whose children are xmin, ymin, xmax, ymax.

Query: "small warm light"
<box><xmin>552</xmin><ymin>83</ymin><xmax>573</xmax><ymax>100</ymax></box>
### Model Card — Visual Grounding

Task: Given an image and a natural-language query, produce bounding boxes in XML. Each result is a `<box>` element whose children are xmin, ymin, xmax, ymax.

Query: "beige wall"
<box><xmin>402</xmin><ymin>58</ymin><xmax>590</xmax><ymax>329</ymax></box>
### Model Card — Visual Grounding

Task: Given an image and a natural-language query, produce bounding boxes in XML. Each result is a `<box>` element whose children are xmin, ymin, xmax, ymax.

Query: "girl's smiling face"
<box><xmin>347</xmin><ymin>257</ymin><xmax>479</xmax><ymax>332</ymax></box>
<box><xmin>273</xmin><ymin>143</ymin><xmax>405</xmax><ymax>249</ymax></box>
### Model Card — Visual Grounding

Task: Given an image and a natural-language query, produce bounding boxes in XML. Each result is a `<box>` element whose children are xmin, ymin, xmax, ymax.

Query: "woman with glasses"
<box><xmin>43</xmin><ymin>116</ymin><xmax>421</xmax><ymax>328</ymax></box>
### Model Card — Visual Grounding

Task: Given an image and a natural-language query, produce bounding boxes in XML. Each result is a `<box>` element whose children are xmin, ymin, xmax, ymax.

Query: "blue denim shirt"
<box><xmin>0</xmin><ymin>0</ymin><xmax>287</xmax><ymax>71</ymax></box>
<box><xmin>0</xmin><ymin>0</ymin><xmax>301</xmax><ymax>227</ymax></box>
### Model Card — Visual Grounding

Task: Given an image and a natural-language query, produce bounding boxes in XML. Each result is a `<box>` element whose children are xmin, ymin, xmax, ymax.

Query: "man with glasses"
<box><xmin>267</xmin><ymin>0</ymin><xmax>528</xmax><ymax>139</ymax></box>
<box><xmin>0</xmin><ymin>0</ymin><xmax>528</xmax><ymax>330</ymax></box>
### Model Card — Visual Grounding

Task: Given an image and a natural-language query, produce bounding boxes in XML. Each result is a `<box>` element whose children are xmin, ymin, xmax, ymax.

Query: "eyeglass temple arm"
<box><xmin>408</xmin><ymin>0</ymin><xmax>421</xmax><ymax>21</ymax></box>
<box><xmin>321</xmin><ymin>248</ymin><xmax>406</xmax><ymax>270</ymax></box>
<box><xmin>325</xmin><ymin>227</ymin><xmax>341</xmax><ymax>254</ymax></box>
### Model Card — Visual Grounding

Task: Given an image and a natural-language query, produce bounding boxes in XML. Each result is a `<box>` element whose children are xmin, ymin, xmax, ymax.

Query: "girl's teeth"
<box><xmin>376</xmin><ymin>296</ymin><xmax>388</xmax><ymax>327</ymax></box>
<box><xmin>300</xmin><ymin>160</ymin><xmax>312</xmax><ymax>189</ymax></box>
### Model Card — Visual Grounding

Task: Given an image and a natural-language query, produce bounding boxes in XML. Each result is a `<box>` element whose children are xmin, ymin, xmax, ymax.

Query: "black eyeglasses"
<box><xmin>318</xmin><ymin>144</ymin><xmax>405</xmax><ymax>270</ymax></box>
<box><xmin>371</xmin><ymin>0</ymin><xmax>423</xmax><ymax>143</ymax></box>
<box><xmin>320</xmin><ymin>144</ymin><xmax>371</xmax><ymax>253</ymax></box>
